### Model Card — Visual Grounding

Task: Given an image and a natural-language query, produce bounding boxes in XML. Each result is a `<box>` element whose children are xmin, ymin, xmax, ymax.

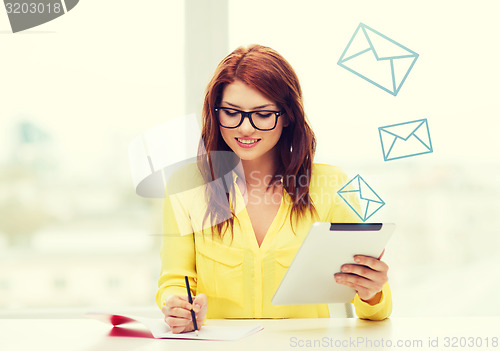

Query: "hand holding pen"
<box><xmin>161</xmin><ymin>277</ymin><xmax>208</xmax><ymax>334</ymax></box>
<box><xmin>185</xmin><ymin>276</ymin><xmax>199</xmax><ymax>336</ymax></box>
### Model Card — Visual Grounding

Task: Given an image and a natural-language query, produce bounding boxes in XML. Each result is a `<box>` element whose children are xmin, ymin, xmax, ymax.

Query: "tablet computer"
<box><xmin>272</xmin><ymin>222</ymin><xmax>395</xmax><ymax>305</ymax></box>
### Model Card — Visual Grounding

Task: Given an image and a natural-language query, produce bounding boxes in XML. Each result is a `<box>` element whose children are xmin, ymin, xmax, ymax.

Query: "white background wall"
<box><xmin>226</xmin><ymin>0</ymin><xmax>500</xmax><ymax>317</ymax></box>
<box><xmin>1</xmin><ymin>0</ymin><xmax>499</xmax><ymax>317</ymax></box>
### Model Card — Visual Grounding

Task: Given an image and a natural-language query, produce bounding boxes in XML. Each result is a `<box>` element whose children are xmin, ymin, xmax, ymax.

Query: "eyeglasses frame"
<box><xmin>214</xmin><ymin>106</ymin><xmax>285</xmax><ymax>131</ymax></box>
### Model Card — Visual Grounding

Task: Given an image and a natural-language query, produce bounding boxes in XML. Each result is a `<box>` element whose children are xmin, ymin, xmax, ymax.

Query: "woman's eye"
<box><xmin>256</xmin><ymin>112</ymin><xmax>273</xmax><ymax>118</ymax></box>
<box><xmin>224</xmin><ymin>110</ymin><xmax>239</xmax><ymax>116</ymax></box>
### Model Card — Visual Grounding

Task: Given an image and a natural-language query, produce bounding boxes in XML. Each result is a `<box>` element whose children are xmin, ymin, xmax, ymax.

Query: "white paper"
<box><xmin>85</xmin><ymin>312</ymin><xmax>263</xmax><ymax>341</ymax></box>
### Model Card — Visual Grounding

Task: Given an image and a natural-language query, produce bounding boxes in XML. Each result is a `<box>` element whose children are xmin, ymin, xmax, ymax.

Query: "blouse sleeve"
<box><xmin>352</xmin><ymin>283</ymin><xmax>392</xmax><ymax>320</ymax></box>
<box><xmin>155</xmin><ymin>187</ymin><xmax>197</xmax><ymax>309</ymax></box>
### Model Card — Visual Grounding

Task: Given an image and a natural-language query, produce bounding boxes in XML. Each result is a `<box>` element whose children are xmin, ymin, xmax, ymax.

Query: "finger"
<box><xmin>169</xmin><ymin>307</ymin><xmax>193</xmax><ymax>320</ymax></box>
<box><xmin>334</xmin><ymin>273</ymin><xmax>383</xmax><ymax>292</ymax></box>
<box><xmin>192</xmin><ymin>294</ymin><xmax>207</xmax><ymax>329</ymax></box>
<box><xmin>171</xmin><ymin>325</ymin><xmax>188</xmax><ymax>334</ymax></box>
<box><xmin>192</xmin><ymin>294</ymin><xmax>207</xmax><ymax>313</ymax></box>
<box><xmin>337</xmin><ymin>278</ymin><xmax>380</xmax><ymax>301</ymax></box>
<box><xmin>353</xmin><ymin>255</ymin><xmax>389</xmax><ymax>273</ymax></box>
<box><xmin>166</xmin><ymin>295</ymin><xmax>192</xmax><ymax>310</ymax></box>
<box><xmin>196</xmin><ymin>315</ymin><xmax>205</xmax><ymax>327</ymax></box>
<box><xmin>164</xmin><ymin>316</ymin><xmax>190</xmax><ymax>328</ymax></box>
<box><xmin>334</xmin><ymin>274</ymin><xmax>384</xmax><ymax>302</ymax></box>
<box><xmin>347</xmin><ymin>282</ymin><xmax>375</xmax><ymax>300</ymax></box>
<box><xmin>340</xmin><ymin>264</ymin><xmax>388</xmax><ymax>283</ymax></box>
<box><xmin>163</xmin><ymin>304</ymin><xmax>192</xmax><ymax>317</ymax></box>
<box><xmin>177</xmin><ymin>295</ymin><xmax>190</xmax><ymax>302</ymax></box>
<box><xmin>378</xmin><ymin>249</ymin><xmax>385</xmax><ymax>260</ymax></box>
<box><xmin>193</xmin><ymin>293</ymin><xmax>207</xmax><ymax>305</ymax></box>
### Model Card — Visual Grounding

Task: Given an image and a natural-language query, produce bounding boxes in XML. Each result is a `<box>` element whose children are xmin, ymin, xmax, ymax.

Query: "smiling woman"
<box><xmin>218</xmin><ymin>80</ymin><xmax>288</xmax><ymax>164</ymax></box>
<box><xmin>156</xmin><ymin>45</ymin><xmax>392</xmax><ymax>334</ymax></box>
<box><xmin>200</xmin><ymin>45</ymin><xmax>316</xmax><ymax>240</ymax></box>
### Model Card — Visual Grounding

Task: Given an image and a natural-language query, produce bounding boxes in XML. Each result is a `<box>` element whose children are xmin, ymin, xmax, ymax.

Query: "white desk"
<box><xmin>1</xmin><ymin>317</ymin><xmax>499</xmax><ymax>351</ymax></box>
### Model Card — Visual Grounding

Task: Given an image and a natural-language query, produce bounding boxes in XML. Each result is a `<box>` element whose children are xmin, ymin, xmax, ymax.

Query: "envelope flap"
<box><xmin>381</xmin><ymin>120</ymin><xmax>426</xmax><ymax>140</ymax></box>
<box><xmin>362</xmin><ymin>24</ymin><xmax>417</xmax><ymax>60</ymax></box>
<box><xmin>358</xmin><ymin>177</ymin><xmax>383</xmax><ymax>203</ymax></box>
<box><xmin>412</xmin><ymin>120</ymin><xmax>432</xmax><ymax>150</ymax></box>
<box><xmin>339</xmin><ymin>24</ymin><xmax>373</xmax><ymax>62</ymax></box>
<box><xmin>338</xmin><ymin>175</ymin><xmax>361</xmax><ymax>193</ymax></box>
<box><xmin>393</xmin><ymin>56</ymin><xmax>419</xmax><ymax>92</ymax></box>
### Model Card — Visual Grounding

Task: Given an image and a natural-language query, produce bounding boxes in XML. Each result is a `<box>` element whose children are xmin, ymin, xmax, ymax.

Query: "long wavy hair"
<box><xmin>198</xmin><ymin>44</ymin><xmax>317</xmax><ymax>239</ymax></box>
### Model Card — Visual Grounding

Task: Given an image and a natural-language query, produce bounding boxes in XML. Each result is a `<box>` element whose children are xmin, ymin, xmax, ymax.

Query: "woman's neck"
<box><xmin>241</xmin><ymin>152</ymin><xmax>280</xmax><ymax>190</ymax></box>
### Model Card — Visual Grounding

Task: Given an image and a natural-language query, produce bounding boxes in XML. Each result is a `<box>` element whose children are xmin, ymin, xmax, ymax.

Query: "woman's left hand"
<box><xmin>334</xmin><ymin>250</ymin><xmax>389</xmax><ymax>305</ymax></box>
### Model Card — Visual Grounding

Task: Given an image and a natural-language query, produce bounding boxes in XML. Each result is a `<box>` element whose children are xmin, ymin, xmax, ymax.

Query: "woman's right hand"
<box><xmin>161</xmin><ymin>293</ymin><xmax>208</xmax><ymax>334</ymax></box>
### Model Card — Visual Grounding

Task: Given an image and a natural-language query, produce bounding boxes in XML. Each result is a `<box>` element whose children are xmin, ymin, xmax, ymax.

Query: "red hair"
<box><xmin>198</xmin><ymin>44</ymin><xmax>317</xmax><ymax>238</ymax></box>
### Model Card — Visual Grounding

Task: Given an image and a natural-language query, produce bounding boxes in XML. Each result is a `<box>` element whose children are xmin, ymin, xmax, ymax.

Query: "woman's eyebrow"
<box><xmin>222</xmin><ymin>101</ymin><xmax>276</xmax><ymax>109</ymax></box>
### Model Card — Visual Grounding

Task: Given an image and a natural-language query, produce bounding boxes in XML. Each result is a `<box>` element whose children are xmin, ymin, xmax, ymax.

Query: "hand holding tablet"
<box><xmin>335</xmin><ymin>250</ymin><xmax>389</xmax><ymax>304</ymax></box>
<box><xmin>272</xmin><ymin>223</ymin><xmax>395</xmax><ymax>305</ymax></box>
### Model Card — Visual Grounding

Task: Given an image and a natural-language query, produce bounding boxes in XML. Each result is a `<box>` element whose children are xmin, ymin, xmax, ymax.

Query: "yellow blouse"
<box><xmin>156</xmin><ymin>163</ymin><xmax>392</xmax><ymax>320</ymax></box>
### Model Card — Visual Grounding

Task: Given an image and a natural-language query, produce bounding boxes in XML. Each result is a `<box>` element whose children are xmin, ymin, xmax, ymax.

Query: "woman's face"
<box><xmin>218</xmin><ymin>80</ymin><xmax>287</xmax><ymax>164</ymax></box>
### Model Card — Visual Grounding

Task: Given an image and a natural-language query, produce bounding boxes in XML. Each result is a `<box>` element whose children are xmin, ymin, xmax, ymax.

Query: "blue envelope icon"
<box><xmin>338</xmin><ymin>23</ymin><xmax>419</xmax><ymax>96</ymax></box>
<box><xmin>337</xmin><ymin>175</ymin><xmax>385</xmax><ymax>222</ymax></box>
<box><xmin>379</xmin><ymin>118</ymin><xmax>433</xmax><ymax>161</ymax></box>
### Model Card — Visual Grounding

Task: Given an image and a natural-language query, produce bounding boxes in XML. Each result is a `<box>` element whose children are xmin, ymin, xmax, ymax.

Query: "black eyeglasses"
<box><xmin>215</xmin><ymin>107</ymin><xmax>284</xmax><ymax>131</ymax></box>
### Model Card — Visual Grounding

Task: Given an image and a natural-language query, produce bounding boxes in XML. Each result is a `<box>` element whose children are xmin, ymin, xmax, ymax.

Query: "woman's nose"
<box><xmin>238</xmin><ymin>115</ymin><xmax>256</xmax><ymax>133</ymax></box>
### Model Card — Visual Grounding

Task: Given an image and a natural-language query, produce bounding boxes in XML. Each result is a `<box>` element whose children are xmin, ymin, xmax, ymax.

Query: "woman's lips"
<box><xmin>235</xmin><ymin>138</ymin><xmax>261</xmax><ymax>148</ymax></box>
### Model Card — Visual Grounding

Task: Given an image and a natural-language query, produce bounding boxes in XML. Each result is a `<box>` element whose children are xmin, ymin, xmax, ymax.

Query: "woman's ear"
<box><xmin>283</xmin><ymin>117</ymin><xmax>290</xmax><ymax>127</ymax></box>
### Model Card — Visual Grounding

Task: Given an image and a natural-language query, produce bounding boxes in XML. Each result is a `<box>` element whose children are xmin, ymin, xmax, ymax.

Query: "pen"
<box><xmin>184</xmin><ymin>276</ymin><xmax>199</xmax><ymax>336</ymax></box>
